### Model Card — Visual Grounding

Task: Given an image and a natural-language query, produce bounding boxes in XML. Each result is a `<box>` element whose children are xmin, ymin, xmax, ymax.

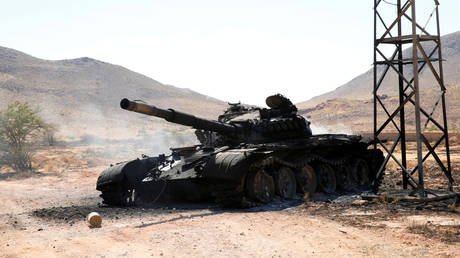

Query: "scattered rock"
<box><xmin>351</xmin><ymin>200</ymin><xmax>368</xmax><ymax>206</ymax></box>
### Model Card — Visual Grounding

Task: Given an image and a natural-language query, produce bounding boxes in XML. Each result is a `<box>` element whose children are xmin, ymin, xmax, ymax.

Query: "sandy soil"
<box><xmin>0</xmin><ymin>145</ymin><xmax>459</xmax><ymax>257</ymax></box>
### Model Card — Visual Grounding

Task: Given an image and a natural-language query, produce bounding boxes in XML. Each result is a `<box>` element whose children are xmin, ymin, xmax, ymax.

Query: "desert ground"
<box><xmin>0</xmin><ymin>140</ymin><xmax>459</xmax><ymax>257</ymax></box>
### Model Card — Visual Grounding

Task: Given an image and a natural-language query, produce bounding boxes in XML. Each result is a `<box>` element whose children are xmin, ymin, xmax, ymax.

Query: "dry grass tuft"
<box><xmin>407</xmin><ymin>222</ymin><xmax>460</xmax><ymax>244</ymax></box>
<box><xmin>447</xmin><ymin>201</ymin><xmax>460</xmax><ymax>213</ymax></box>
<box><xmin>371</xmin><ymin>194</ymin><xmax>401</xmax><ymax>204</ymax></box>
<box><xmin>407</xmin><ymin>222</ymin><xmax>435</xmax><ymax>236</ymax></box>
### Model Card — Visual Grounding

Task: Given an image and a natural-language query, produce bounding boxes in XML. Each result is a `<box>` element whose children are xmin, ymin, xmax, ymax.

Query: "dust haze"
<box><xmin>310</xmin><ymin>124</ymin><xmax>353</xmax><ymax>135</ymax></box>
<box><xmin>41</xmin><ymin>100</ymin><xmax>199</xmax><ymax>161</ymax></box>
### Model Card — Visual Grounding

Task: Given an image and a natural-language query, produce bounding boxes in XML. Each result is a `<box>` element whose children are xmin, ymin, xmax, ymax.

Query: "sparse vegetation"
<box><xmin>43</xmin><ymin>122</ymin><xmax>57</xmax><ymax>146</ymax></box>
<box><xmin>407</xmin><ymin>222</ymin><xmax>460</xmax><ymax>244</ymax></box>
<box><xmin>0</xmin><ymin>101</ymin><xmax>46</xmax><ymax>172</ymax></box>
<box><xmin>426</xmin><ymin>125</ymin><xmax>440</xmax><ymax>131</ymax></box>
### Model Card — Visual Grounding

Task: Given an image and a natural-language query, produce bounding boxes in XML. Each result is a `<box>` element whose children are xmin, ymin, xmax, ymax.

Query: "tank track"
<box><xmin>98</xmin><ymin>183</ymin><xmax>125</xmax><ymax>206</ymax></box>
<box><xmin>210</xmin><ymin>183</ymin><xmax>248</xmax><ymax>208</ymax></box>
<box><xmin>211</xmin><ymin>149</ymin><xmax>385</xmax><ymax>208</ymax></box>
<box><xmin>98</xmin><ymin>150</ymin><xmax>385</xmax><ymax>208</ymax></box>
<box><xmin>99</xmin><ymin>180</ymin><xmax>167</xmax><ymax>207</ymax></box>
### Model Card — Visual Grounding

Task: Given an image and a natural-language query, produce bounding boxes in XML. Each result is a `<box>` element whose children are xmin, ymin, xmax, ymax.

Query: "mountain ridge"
<box><xmin>0</xmin><ymin>45</ymin><xmax>228</xmax><ymax>141</ymax></box>
<box><xmin>298</xmin><ymin>30</ymin><xmax>460</xmax><ymax>109</ymax></box>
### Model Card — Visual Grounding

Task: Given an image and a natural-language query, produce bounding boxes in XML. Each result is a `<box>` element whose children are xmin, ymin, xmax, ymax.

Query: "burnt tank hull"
<box><xmin>96</xmin><ymin>134</ymin><xmax>384</xmax><ymax>207</ymax></box>
<box><xmin>96</xmin><ymin>95</ymin><xmax>384</xmax><ymax>207</ymax></box>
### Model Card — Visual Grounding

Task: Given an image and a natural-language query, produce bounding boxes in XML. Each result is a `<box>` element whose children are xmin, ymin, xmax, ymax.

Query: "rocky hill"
<box><xmin>297</xmin><ymin>31</ymin><xmax>460</xmax><ymax>133</ymax></box>
<box><xmin>300</xmin><ymin>84</ymin><xmax>460</xmax><ymax>134</ymax></box>
<box><xmin>299</xmin><ymin>31</ymin><xmax>460</xmax><ymax>108</ymax></box>
<box><xmin>0</xmin><ymin>46</ymin><xmax>227</xmax><ymax>142</ymax></box>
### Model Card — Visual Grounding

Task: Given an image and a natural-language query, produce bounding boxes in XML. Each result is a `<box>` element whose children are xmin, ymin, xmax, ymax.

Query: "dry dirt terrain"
<box><xmin>0</xmin><ymin>144</ymin><xmax>459</xmax><ymax>257</ymax></box>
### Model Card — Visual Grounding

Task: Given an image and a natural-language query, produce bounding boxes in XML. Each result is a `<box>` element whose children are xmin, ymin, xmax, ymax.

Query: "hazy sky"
<box><xmin>1</xmin><ymin>0</ymin><xmax>459</xmax><ymax>106</ymax></box>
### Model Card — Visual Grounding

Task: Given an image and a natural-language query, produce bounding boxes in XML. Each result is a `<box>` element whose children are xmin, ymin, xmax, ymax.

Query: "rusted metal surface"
<box><xmin>296</xmin><ymin>165</ymin><xmax>317</xmax><ymax>195</ymax></box>
<box><xmin>314</xmin><ymin>163</ymin><xmax>336</xmax><ymax>194</ymax></box>
<box><xmin>246</xmin><ymin>169</ymin><xmax>275</xmax><ymax>204</ymax></box>
<box><xmin>274</xmin><ymin>167</ymin><xmax>297</xmax><ymax>199</ymax></box>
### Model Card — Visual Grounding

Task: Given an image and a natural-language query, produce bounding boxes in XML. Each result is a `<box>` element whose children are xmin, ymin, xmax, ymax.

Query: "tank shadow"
<box><xmin>135</xmin><ymin>210</ymin><xmax>220</xmax><ymax>228</ymax></box>
<box><xmin>134</xmin><ymin>197</ymin><xmax>305</xmax><ymax>228</ymax></box>
<box><xmin>32</xmin><ymin>204</ymin><xmax>190</xmax><ymax>223</ymax></box>
<box><xmin>31</xmin><ymin>196</ymin><xmax>306</xmax><ymax>225</ymax></box>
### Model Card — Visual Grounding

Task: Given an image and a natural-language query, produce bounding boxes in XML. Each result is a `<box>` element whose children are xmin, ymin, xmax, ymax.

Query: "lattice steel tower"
<box><xmin>373</xmin><ymin>0</ymin><xmax>453</xmax><ymax>195</ymax></box>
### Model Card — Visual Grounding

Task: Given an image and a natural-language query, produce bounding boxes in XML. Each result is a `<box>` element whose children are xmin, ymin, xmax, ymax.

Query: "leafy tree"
<box><xmin>0</xmin><ymin>101</ymin><xmax>45</xmax><ymax>172</ymax></box>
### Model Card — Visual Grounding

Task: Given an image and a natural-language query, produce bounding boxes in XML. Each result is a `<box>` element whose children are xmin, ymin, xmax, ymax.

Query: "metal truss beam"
<box><xmin>373</xmin><ymin>0</ymin><xmax>453</xmax><ymax>195</ymax></box>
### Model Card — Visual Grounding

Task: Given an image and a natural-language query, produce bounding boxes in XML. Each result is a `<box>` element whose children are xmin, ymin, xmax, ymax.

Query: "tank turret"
<box><xmin>120</xmin><ymin>95</ymin><xmax>312</xmax><ymax>146</ymax></box>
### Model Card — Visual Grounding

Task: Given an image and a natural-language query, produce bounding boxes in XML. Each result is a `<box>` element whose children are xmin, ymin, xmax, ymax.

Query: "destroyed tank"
<box><xmin>96</xmin><ymin>94</ymin><xmax>384</xmax><ymax>207</ymax></box>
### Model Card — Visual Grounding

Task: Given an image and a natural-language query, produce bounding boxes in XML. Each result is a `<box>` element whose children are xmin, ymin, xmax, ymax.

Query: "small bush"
<box><xmin>0</xmin><ymin>101</ymin><xmax>45</xmax><ymax>172</ymax></box>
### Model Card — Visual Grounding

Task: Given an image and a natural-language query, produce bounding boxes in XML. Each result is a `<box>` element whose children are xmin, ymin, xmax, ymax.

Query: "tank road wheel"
<box><xmin>314</xmin><ymin>163</ymin><xmax>336</xmax><ymax>193</ymax></box>
<box><xmin>99</xmin><ymin>183</ymin><xmax>137</xmax><ymax>206</ymax></box>
<box><xmin>296</xmin><ymin>165</ymin><xmax>317</xmax><ymax>195</ymax></box>
<box><xmin>335</xmin><ymin>163</ymin><xmax>352</xmax><ymax>191</ymax></box>
<box><xmin>120</xmin><ymin>187</ymin><xmax>137</xmax><ymax>206</ymax></box>
<box><xmin>100</xmin><ymin>188</ymin><xmax>122</xmax><ymax>206</ymax></box>
<box><xmin>274</xmin><ymin>167</ymin><xmax>297</xmax><ymax>199</ymax></box>
<box><xmin>351</xmin><ymin>158</ymin><xmax>370</xmax><ymax>188</ymax></box>
<box><xmin>334</xmin><ymin>165</ymin><xmax>346</xmax><ymax>191</ymax></box>
<box><xmin>367</xmin><ymin>149</ymin><xmax>385</xmax><ymax>192</ymax></box>
<box><xmin>246</xmin><ymin>169</ymin><xmax>275</xmax><ymax>203</ymax></box>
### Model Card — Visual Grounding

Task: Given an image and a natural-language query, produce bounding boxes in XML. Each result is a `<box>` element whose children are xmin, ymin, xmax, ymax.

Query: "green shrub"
<box><xmin>0</xmin><ymin>101</ymin><xmax>45</xmax><ymax>172</ymax></box>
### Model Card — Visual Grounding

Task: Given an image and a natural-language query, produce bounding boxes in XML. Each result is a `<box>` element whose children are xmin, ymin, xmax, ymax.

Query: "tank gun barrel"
<box><xmin>120</xmin><ymin>98</ymin><xmax>237</xmax><ymax>134</ymax></box>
